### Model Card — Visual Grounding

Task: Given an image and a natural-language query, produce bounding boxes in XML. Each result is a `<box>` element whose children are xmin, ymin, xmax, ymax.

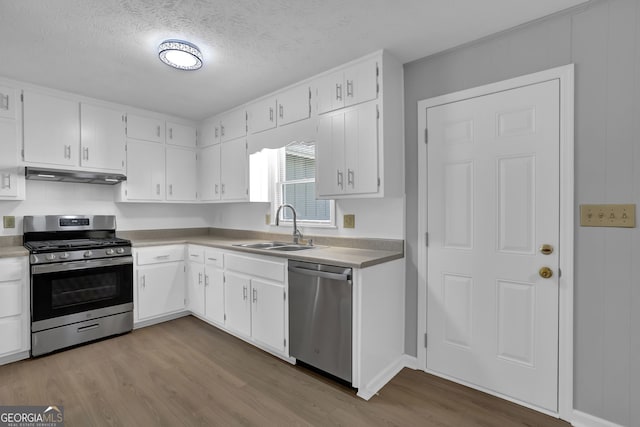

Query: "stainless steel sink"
<box><xmin>233</xmin><ymin>241</ymin><xmax>315</xmax><ymax>251</ymax></box>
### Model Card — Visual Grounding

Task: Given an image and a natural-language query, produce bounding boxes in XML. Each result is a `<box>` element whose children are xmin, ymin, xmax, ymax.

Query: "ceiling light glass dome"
<box><xmin>158</xmin><ymin>39</ymin><xmax>203</xmax><ymax>71</ymax></box>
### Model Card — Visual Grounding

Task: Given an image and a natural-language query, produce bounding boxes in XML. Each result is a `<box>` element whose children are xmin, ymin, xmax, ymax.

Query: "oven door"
<box><xmin>31</xmin><ymin>256</ymin><xmax>133</xmax><ymax>330</ymax></box>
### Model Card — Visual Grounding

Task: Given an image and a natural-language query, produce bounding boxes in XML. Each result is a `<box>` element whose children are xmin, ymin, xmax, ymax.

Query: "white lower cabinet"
<box><xmin>187</xmin><ymin>245</ymin><xmax>224</xmax><ymax>325</ymax></box>
<box><xmin>0</xmin><ymin>257</ymin><xmax>29</xmax><ymax>363</ymax></box>
<box><xmin>224</xmin><ymin>253</ymin><xmax>287</xmax><ymax>354</ymax></box>
<box><xmin>134</xmin><ymin>246</ymin><xmax>186</xmax><ymax>323</ymax></box>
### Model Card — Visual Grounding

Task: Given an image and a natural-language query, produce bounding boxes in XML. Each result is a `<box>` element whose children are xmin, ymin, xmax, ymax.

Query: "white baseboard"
<box><xmin>357</xmin><ymin>354</ymin><xmax>413</xmax><ymax>400</ymax></box>
<box><xmin>0</xmin><ymin>350</ymin><xmax>30</xmax><ymax>366</ymax></box>
<box><xmin>572</xmin><ymin>410</ymin><xmax>625</xmax><ymax>427</ymax></box>
<box><xmin>403</xmin><ymin>354</ymin><xmax>419</xmax><ymax>370</ymax></box>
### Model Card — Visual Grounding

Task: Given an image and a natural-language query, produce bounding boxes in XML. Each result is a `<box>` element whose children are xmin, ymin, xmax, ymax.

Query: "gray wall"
<box><xmin>403</xmin><ymin>0</ymin><xmax>640</xmax><ymax>425</ymax></box>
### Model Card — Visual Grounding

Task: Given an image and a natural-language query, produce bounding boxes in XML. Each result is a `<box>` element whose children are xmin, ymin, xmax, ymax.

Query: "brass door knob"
<box><xmin>539</xmin><ymin>267</ymin><xmax>553</xmax><ymax>279</ymax></box>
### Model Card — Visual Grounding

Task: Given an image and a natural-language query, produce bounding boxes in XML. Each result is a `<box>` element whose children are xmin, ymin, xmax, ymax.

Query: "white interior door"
<box><xmin>426</xmin><ymin>79</ymin><xmax>560</xmax><ymax>412</ymax></box>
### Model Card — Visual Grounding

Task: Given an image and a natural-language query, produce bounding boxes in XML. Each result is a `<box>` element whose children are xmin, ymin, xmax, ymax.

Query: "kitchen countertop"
<box><xmin>0</xmin><ymin>236</ymin><xmax>28</xmax><ymax>259</ymax></box>
<box><xmin>123</xmin><ymin>231</ymin><xmax>404</xmax><ymax>269</ymax></box>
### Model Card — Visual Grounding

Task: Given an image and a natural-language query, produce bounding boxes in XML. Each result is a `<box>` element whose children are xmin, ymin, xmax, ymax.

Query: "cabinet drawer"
<box><xmin>136</xmin><ymin>245</ymin><xmax>185</xmax><ymax>265</ymax></box>
<box><xmin>204</xmin><ymin>249</ymin><xmax>223</xmax><ymax>268</ymax></box>
<box><xmin>0</xmin><ymin>317</ymin><xmax>22</xmax><ymax>356</ymax></box>
<box><xmin>0</xmin><ymin>259</ymin><xmax>24</xmax><ymax>283</ymax></box>
<box><xmin>0</xmin><ymin>282</ymin><xmax>21</xmax><ymax>318</ymax></box>
<box><xmin>187</xmin><ymin>245</ymin><xmax>205</xmax><ymax>263</ymax></box>
<box><xmin>224</xmin><ymin>253</ymin><xmax>285</xmax><ymax>283</ymax></box>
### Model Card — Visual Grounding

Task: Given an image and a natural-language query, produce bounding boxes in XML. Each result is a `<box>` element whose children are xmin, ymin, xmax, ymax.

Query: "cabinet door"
<box><xmin>166</xmin><ymin>122</ymin><xmax>197</xmax><ymax>148</ymax></box>
<box><xmin>344</xmin><ymin>102</ymin><xmax>379</xmax><ymax>195</ymax></box>
<box><xmin>219</xmin><ymin>109</ymin><xmax>246</xmax><ymax>142</ymax></box>
<box><xmin>344</xmin><ymin>58</ymin><xmax>378</xmax><ymax>107</ymax></box>
<box><xmin>220</xmin><ymin>139</ymin><xmax>248</xmax><ymax>201</ymax></box>
<box><xmin>316</xmin><ymin>112</ymin><xmax>346</xmax><ymax>197</ymax></box>
<box><xmin>224</xmin><ymin>271</ymin><xmax>251</xmax><ymax>337</ymax></box>
<box><xmin>125</xmin><ymin>139</ymin><xmax>165</xmax><ymax>200</ymax></box>
<box><xmin>166</xmin><ymin>146</ymin><xmax>197</xmax><ymax>201</ymax></box>
<box><xmin>316</xmin><ymin>71</ymin><xmax>344</xmax><ymax>114</ymax></box>
<box><xmin>199</xmin><ymin>118</ymin><xmax>220</xmax><ymax>147</ymax></box>
<box><xmin>204</xmin><ymin>266</ymin><xmax>225</xmax><ymax>325</ymax></box>
<box><xmin>23</xmin><ymin>90</ymin><xmax>79</xmax><ymax>166</ymax></box>
<box><xmin>126</xmin><ymin>114</ymin><xmax>164</xmax><ymax>143</ymax></box>
<box><xmin>187</xmin><ymin>262</ymin><xmax>205</xmax><ymax>317</ymax></box>
<box><xmin>0</xmin><ymin>317</ymin><xmax>22</xmax><ymax>356</ymax></box>
<box><xmin>137</xmin><ymin>262</ymin><xmax>185</xmax><ymax>321</ymax></box>
<box><xmin>247</xmin><ymin>97</ymin><xmax>277</xmax><ymax>134</ymax></box>
<box><xmin>198</xmin><ymin>144</ymin><xmax>221</xmax><ymax>201</ymax></box>
<box><xmin>80</xmin><ymin>103</ymin><xmax>125</xmax><ymax>172</ymax></box>
<box><xmin>278</xmin><ymin>84</ymin><xmax>311</xmax><ymax>126</ymax></box>
<box><xmin>0</xmin><ymin>119</ymin><xmax>19</xmax><ymax>198</ymax></box>
<box><xmin>0</xmin><ymin>86</ymin><xmax>17</xmax><ymax>120</ymax></box>
<box><xmin>251</xmin><ymin>279</ymin><xmax>285</xmax><ymax>352</ymax></box>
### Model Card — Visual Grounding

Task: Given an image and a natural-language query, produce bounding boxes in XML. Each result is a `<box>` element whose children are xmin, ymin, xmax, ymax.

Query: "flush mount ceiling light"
<box><xmin>158</xmin><ymin>39</ymin><xmax>203</xmax><ymax>70</ymax></box>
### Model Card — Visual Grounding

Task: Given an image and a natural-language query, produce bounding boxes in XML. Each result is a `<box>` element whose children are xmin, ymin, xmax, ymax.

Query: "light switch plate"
<box><xmin>343</xmin><ymin>214</ymin><xmax>355</xmax><ymax>229</ymax></box>
<box><xmin>3</xmin><ymin>216</ymin><xmax>15</xmax><ymax>229</ymax></box>
<box><xmin>580</xmin><ymin>204</ymin><xmax>636</xmax><ymax>228</ymax></box>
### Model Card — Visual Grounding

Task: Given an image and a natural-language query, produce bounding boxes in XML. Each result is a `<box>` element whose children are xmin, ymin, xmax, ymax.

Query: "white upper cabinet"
<box><xmin>126</xmin><ymin>114</ymin><xmax>164</xmax><ymax>143</ymax></box>
<box><xmin>198</xmin><ymin>144</ymin><xmax>221</xmax><ymax>201</ymax></box>
<box><xmin>166</xmin><ymin>121</ymin><xmax>197</xmax><ymax>148</ymax></box>
<box><xmin>220</xmin><ymin>138</ymin><xmax>248</xmax><ymax>201</ymax></box>
<box><xmin>316</xmin><ymin>57</ymin><xmax>378</xmax><ymax>114</ymax></box>
<box><xmin>23</xmin><ymin>90</ymin><xmax>80</xmax><ymax>167</ymax></box>
<box><xmin>247</xmin><ymin>96</ymin><xmax>277</xmax><ymax>135</ymax></box>
<box><xmin>80</xmin><ymin>103</ymin><xmax>125</xmax><ymax>172</ymax></box>
<box><xmin>0</xmin><ymin>85</ymin><xmax>17</xmax><ymax>120</ymax></box>
<box><xmin>199</xmin><ymin>117</ymin><xmax>221</xmax><ymax>147</ymax></box>
<box><xmin>166</xmin><ymin>146</ymin><xmax>197</xmax><ymax>201</ymax></box>
<box><xmin>219</xmin><ymin>108</ymin><xmax>247</xmax><ymax>142</ymax></box>
<box><xmin>277</xmin><ymin>84</ymin><xmax>311</xmax><ymax>126</ymax></box>
<box><xmin>124</xmin><ymin>139</ymin><xmax>165</xmax><ymax>201</ymax></box>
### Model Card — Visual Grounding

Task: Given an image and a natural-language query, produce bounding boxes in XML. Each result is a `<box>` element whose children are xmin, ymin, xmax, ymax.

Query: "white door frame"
<box><xmin>416</xmin><ymin>64</ymin><xmax>574</xmax><ymax>420</ymax></box>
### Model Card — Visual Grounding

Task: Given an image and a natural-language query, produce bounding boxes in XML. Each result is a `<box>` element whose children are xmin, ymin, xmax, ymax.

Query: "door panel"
<box><xmin>220</xmin><ymin>139</ymin><xmax>247</xmax><ymax>201</ymax></box>
<box><xmin>125</xmin><ymin>140</ymin><xmax>164</xmax><ymax>200</ymax></box>
<box><xmin>198</xmin><ymin>144</ymin><xmax>221</xmax><ymax>201</ymax></box>
<box><xmin>316</xmin><ymin>112</ymin><xmax>344</xmax><ymax>197</ymax></box>
<box><xmin>80</xmin><ymin>103</ymin><xmax>125</xmax><ymax>171</ymax></box>
<box><xmin>223</xmin><ymin>271</ymin><xmax>251</xmax><ymax>337</ymax></box>
<box><xmin>426</xmin><ymin>79</ymin><xmax>560</xmax><ymax>412</ymax></box>
<box><xmin>205</xmin><ymin>267</ymin><xmax>225</xmax><ymax>325</ymax></box>
<box><xmin>166</xmin><ymin>147</ymin><xmax>197</xmax><ymax>201</ymax></box>
<box><xmin>345</xmin><ymin>102</ymin><xmax>378</xmax><ymax>195</ymax></box>
<box><xmin>251</xmin><ymin>279</ymin><xmax>285</xmax><ymax>352</ymax></box>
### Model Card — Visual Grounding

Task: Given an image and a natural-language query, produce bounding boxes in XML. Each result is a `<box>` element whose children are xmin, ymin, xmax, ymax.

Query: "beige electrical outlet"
<box><xmin>343</xmin><ymin>214</ymin><xmax>355</xmax><ymax>229</ymax></box>
<box><xmin>3</xmin><ymin>216</ymin><xmax>15</xmax><ymax>229</ymax></box>
<box><xmin>580</xmin><ymin>204</ymin><xmax>636</xmax><ymax>228</ymax></box>
<box><xmin>265</xmin><ymin>214</ymin><xmax>271</xmax><ymax>225</ymax></box>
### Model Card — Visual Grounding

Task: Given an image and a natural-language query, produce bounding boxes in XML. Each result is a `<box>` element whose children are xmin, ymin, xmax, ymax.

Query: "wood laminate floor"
<box><xmin>0</xmin><ymin>316</ymin><xmax>569</xmax><ymax>426</ymax></box>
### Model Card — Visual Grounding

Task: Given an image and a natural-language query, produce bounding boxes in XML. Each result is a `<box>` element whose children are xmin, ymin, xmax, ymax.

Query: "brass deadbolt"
<box><xmin>539</xmin><ymin>267</ymin><xmax>553</xmax><ymax>279</ymax></box>
<box><xmin>539</xmin><ymin>244</ymin><xmax>554</xmax><ymax>255</ymax></box>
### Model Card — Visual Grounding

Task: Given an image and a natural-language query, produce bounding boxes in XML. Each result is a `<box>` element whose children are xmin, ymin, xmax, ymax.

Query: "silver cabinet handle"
<box><xmin>252</xmin><ymin>288</ymin><xmax>257</xmax><ymax>303</ymax></box>
<box><xmin>169</xmin><ymin>184</ymin><xmax>173</xmax><ymax>196</ymax></box>
<box><xmin>221</xmin><ymin>125</ymin><xmax>225</xmax><ymax>136</ymax></box>
<box><xmin>0</xmin><ymin>93</ymin><xmax>8</xmax><ymax>111</ymax></box>
<box><xmin>154</xmin><ymin>255</ymin><xmax>170</xmax><ymax>259</ymax></box>
<box><xmin>242</xmin><ymin>285</ymin><xmax>247</xmax><ymax>300</ymax></box>
<box><xmin>156</xmin><ymin>184</ymin><xmax>160</xmax><ymax>195</ymax></box>
<box><xmin>214</xmin><ymin>184</ymin><xmax>219</xmax><ymax>194</ymax></box>
<box><xmin>63</xmin><ymin>145</ymin><xmax>71</xmax><ymax>159</ymax></box>
<box><xmin>337</xmin><ymin>170</ymin><xmax>344</xmax><ymax>189</ymax></box>
<box><xmin>198</xmin><ymin>272</ymin><xmax>203</xmax><ymax>284</ymax></box>
<box><xmin>190</xmin><ymin>254</ymin><xmax>199</xmax><ymax>258</ymax></box>
<box><xmin>346</xmin><ymin>80</ymin><xmax>353</xmax><ymax>97</ymax></box>
<box><xmin>141</xmin><ymin>275</ymin><xmax>146</xmax><ymax>288</ymax></box>
<box><xmin>279</xmin><ymin>104</ymin><xmax>283</xmax><ymax>119</ymax></box>
<box><xmin>169</xmin><ymin>128</ymin><xmax>173</xmax><ymax>139</ymax></box>
<box><xmin>269</xmin><ymin>107</ymin><xmax>274</xmax><ymax>122</ymax></box>
<box><xmin>205</xmin><ymin>275</ymin><xmax>209</xmax><ymax>287</ymax></box>
<box><xmin>156</xmin><ymin>125</ymin><xmax>161</xmax><ymax>137</ymax></box>
<box><xmin>221</xmin><ymin>183</ymin><xmax>225</xmax><ymax>194</ymax></box>
<box><xmin>1</xmin><ymin>174</ymin><xmax>10</xmax><ymax>189</ymax></box>
<box><xmin>215</xmin><ymin>127</ymin><xmax>219</xmax><ymax>138</ymax></box>
<box><xmin>347</xmin><ymin>169</ymin><xmax>354</xmax><ymax>187</ymax></box>
<box><xmin>336</xmin><ymin>83</ymin><xmax>343</xmax><ymax>101</ymax></box>
<box><xmin>207</xmin><ymin>257</ymin><xmax>217</xmax><ymax>262</ymax></box>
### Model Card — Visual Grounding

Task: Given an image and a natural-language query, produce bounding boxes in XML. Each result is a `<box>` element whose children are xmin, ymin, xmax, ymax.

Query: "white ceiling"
<box><xmin>0</xmin><ymin>0</ymin><xmax>588</xmax><ymax>121</ymax></box>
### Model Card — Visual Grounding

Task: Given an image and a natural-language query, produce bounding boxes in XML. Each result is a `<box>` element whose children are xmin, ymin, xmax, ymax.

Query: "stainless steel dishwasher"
<box><xmin>288</xmin><ymin>260</ymin><xmax>353</xmax><ymax>383</ymax></box>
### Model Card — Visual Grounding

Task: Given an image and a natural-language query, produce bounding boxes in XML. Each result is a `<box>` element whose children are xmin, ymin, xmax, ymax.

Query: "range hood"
<box><xmin>25</xmin><ymin>167</ymin><xmax>126</xmax><ymax>185</ymax></box>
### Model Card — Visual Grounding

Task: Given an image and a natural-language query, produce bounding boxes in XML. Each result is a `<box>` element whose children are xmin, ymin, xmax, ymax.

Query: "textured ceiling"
<box><xmin>0</xmin><ymin>0</ymin><xmax>588</xmax><ymax>120</ymax></box>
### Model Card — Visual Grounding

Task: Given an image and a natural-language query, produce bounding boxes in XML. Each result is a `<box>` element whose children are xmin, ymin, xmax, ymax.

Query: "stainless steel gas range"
<box><xmin>23</xmin><ymin>215</ymin><xmax>133</xmax><ymax>356</ymax></box>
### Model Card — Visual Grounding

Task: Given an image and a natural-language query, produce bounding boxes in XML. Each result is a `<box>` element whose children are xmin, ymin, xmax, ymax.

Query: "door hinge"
<box><xmin>283</xmin><ymin>291</ymin><xmax>286</xmax><ymax>301</ymax></box>
<box><xmin>425</xmin><ymin>232</ymin><xmax>428</xmax><ymax>247</ymax></box>
<box><xmin>224</xmin><ymin>313</ymin><xmax>227</xmax><ymax>321</ymax></box>
<box><xmin>20</xmin><ymin>93</ymin><xmax>23</xmax><ymax>102</ymax></box>
<box><xmin>424</xmin><ymin>333</ymin><xmax>428</xmax><ymax>348</ymax></box>
<box><xmin>223</xmin><ymin>274</ymin><xmax>226</xmax><ymax>283</ymax></box>
<box><xmin>376</xmin><ymin>105</ymin><xmax>380</xmax><ymax>119</ymax></box>
<box><xmin>424</xmin><ymin>128</ymin><xmax>428</xmax><ymax>144</ymax></box>
<box><xmin>125</xmin><ymin>189</ymin><xmax>128</xmax><ymax>196</ymax></box>
<box><xmin>284</xmin><ymin>338</ymin><xmax>287</xmax><ymax>347</ymax></box>
<box><xmin>377</xmin><ymin>177</ymin><xmax>380</xmax><ymax>187</ymax></box>
<box><xmin>558</xmin><ymin>268</ymin><xmax>562</xmax><ymax>278</ymax></box>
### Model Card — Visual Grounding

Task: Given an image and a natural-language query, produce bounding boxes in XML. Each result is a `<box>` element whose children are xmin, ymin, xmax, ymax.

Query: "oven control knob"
<box><xmin>83</xmin><ymin>250</ymin><xmax>93</xmax><ymax>258</ymax></box>
<box><xmin>116</xmin><ymin>248</ymin><xmax>125</xmax><ymax>254</ymax></box>
<box><xmin>106</xmin><ymin>248</ymin><xmax>115</xmax><ymax>255</ymax></box>
<box><xmin>45</xmin><ymin>253</ymin><xmax>56</xmax><ymax>261</ymax></box>
<box><xmin>59</xmin><ymin>252</ymin><xmax>70</xmax><ymax>259</ymax></box>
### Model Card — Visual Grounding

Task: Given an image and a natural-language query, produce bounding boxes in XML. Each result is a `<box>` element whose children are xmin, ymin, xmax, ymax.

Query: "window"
<box><xmin>274</xmin><ymin>142</ymin><xmax>334</xmax><ymax>226</ymax></box>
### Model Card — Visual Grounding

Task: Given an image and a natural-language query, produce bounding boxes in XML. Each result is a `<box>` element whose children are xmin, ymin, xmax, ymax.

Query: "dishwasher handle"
<box><xmin>288</xmin><ymin>266</ymin><xmax>351</xmax><ymax>282</ymax></box>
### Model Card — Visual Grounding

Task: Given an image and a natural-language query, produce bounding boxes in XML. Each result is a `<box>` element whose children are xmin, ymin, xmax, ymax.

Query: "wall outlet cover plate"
<box><xmin>3</xmin><ymin>216</ymin><xmax>15</xmax><ymax>229</ymax></box>
<box><xmin>343</xmin><ymin>214</ymin><xmax>355</xmax><ymax>229</ymax></box>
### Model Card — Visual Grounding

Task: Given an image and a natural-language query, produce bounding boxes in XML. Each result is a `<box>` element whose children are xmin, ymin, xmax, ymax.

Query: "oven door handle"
<box><xmin>31</xmin><ymin>256</ymin><xmax>134</xmax><ymax>275</ymax></box>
